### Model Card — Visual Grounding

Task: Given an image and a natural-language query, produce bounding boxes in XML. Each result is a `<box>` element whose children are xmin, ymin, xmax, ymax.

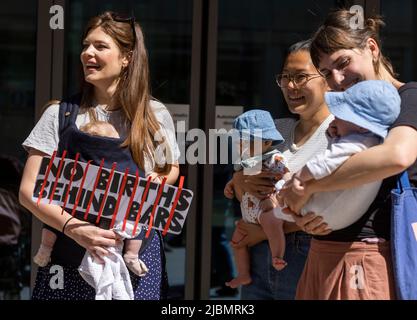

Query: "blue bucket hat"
<box><xmin>233</xmin><ymin>109</ymin><xmax>284</xmax><ymax>144</ymax></box>
<box><xmin>325</xmin><ymin>80</ymin><xmax>401</xmax><ymax>139</ymax></box>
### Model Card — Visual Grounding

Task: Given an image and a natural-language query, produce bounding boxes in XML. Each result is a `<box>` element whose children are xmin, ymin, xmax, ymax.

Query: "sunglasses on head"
<box><xmin>110</xmin><ymin>12</ymin><xmax>136</xmax><ymax>46</ymax></box>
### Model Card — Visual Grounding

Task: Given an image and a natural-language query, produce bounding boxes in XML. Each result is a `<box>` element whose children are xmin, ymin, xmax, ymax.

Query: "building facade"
<box><xmin>0</xmin><ymin>0</ymin><xmax>416</xmax><ymax>299</ymax></box>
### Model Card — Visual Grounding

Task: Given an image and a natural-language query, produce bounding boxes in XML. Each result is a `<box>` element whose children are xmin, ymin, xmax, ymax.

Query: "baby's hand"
<box><xmin>260</xmin><ymin>196</ymin><xmax>277</xmax><ymax>212</ymax></box>
<box><xmin>282</xmin><ymin>172</ymin><xmax>293</xmax><ymax>182</ymax></box>
<box><xmin>292</xmin><ymin>175</ymin><xmax>305</xmax><ymax>196</ymax></box>
<box><xmin>224</xmin><ymin>180</ymin><xmax>235</xmax><ymax>199</ymax></box>
<box><xmin>147</xmin><ymin>172</ymin><xmax>163</xmax><ymax>183</ymax></box>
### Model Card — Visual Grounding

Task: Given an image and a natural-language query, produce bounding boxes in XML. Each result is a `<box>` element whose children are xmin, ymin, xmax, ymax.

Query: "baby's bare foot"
<box><xmin>272</xmin><ymin>257</ymin><xmax>287</xmax><ymax>271</ymax></box>
<box><xmin>225</xmin><ymin>275</ymin><xmax>252</xmax><ymax>289</ymax></box>
<box><xmin>124</xmin><ymin>254</ymin><xmax>149</xmax><ymax>277</ymax></box>
<box><xmin>33</xmin><ymin>245</ymin><xmax>53</xmax><ymax>267</ymax></box>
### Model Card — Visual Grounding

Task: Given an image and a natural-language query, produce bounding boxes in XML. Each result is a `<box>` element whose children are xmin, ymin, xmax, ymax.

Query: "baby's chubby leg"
<box><xmin>33</xmin><ymin>228</ymin><xmax>57</xmax><ymax>267</ymax></box>
<box><xmin>225</xmin><ymin>228</ymin><xmax>252</xmax><ymax>288</ymax></box>
<box><xmin>258</xmin><ymin>210</ymin><xmax>287</xmax><ymax>271</ymax></box>
<box><xmin>123</xmin><ymin>239</ymin><xmax>149</xmax><ymax>277</ymax></box>
<box><xmin>124</xmin><ymin>238</ymin><xmax>142</xmax><ymax>254</ymax></box>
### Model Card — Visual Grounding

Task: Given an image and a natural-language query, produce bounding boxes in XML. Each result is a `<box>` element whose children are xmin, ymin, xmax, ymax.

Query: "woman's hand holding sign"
<box><xmin>33</xmin><ymin>155</ymin><xmax>194</xmax><ymax>236</ymax></box>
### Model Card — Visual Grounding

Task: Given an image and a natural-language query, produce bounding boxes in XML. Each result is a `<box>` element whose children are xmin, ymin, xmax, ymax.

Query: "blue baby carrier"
<box><xmin>45</xmin><ymin>95</ymin><xmax>155</xmax><ymax>266</ymax></box>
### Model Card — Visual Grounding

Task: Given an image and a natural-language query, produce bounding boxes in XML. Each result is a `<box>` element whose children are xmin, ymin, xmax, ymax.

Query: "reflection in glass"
<box><xmin>0</xmin><ymin>2</ymin><xmax>36</xmax><ymax>300</ymax></box>
<box><xmin>381</xmin><ymin>0</ymin><xmax>417</xmax><ymax>82</ymax></box>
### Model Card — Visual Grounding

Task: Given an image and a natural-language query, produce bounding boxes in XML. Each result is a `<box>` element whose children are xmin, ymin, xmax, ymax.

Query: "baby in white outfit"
<box><xmin>274</xmin><ymin>80</ymin><xmax>401</xmax><ymax>231</ymax></box>
<box><xmin>224</xmin><ymin>110</ymin><xmax>290</xmax><ymax>289</ymax></box>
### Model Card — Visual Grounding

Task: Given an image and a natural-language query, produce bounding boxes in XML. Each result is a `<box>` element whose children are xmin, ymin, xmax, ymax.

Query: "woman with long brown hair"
<box><xmin>19</xmin><ymin>11</ymin><xmax>179</xmax><ymax>299</ymax></box>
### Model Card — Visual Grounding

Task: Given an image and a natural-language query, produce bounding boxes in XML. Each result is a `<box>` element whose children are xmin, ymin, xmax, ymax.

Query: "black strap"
<box><xmin>55</xmin><ymin>93</ymin><xmax>154</xmax><ymax>257</ymax></box>
<box><xmin>137</xmin><ymin>229</ymin><xmax>156</xmax><ymax>256</ymax></box>
<box><xmin>58</xmin><ymin>94</ymin><xmax>82</xmax><ymax>136</ymax></box>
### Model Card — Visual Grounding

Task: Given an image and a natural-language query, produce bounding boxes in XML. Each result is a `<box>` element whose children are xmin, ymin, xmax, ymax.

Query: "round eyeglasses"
<box><xmin>275</xmin><ymin>73</ymin><xmax>323</xmax><ymax>88</ymax></box>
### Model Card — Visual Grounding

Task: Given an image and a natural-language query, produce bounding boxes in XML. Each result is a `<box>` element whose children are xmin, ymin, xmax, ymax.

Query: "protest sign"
<box><xmin>33</xmin><ymin>151</ymin><xmax>193</xmax><ymax>236</ymax></box>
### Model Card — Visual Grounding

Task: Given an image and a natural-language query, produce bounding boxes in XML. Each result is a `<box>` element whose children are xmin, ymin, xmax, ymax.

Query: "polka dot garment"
<box><xmin>32</xmin><ymin>232</ymin><xmax>168</xmax><ymax>300</ymax></box>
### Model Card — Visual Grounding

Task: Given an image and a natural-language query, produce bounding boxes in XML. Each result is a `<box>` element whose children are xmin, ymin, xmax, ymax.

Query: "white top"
<box><xmin>240</xmin><ymin>150</ymin><xmax>288</xmax><ymax>224</ymax></box>
<box><xmin>22</xmin><ymin>100</ymin><xmax>180</xmax><ymax>175</ymax></box>
<box><xmin>306</xmin><ymin>132</ymin><xmax>381</xmax><ymax>179</ymax></box>
<box><xmin>275</xmin><ymin>115</ymin><xmax>334</xmax><ymax>173</ymax></box>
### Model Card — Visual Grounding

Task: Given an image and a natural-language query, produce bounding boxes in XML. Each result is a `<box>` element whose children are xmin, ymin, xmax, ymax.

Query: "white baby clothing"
<box><xmin>240</xmin><ymin>150</ymin><xmax>288</xmax><ymax>224</ymax></box>
<box><xmin>274</xmin><ymin>132</ymin><xmax>382</xmax><ymax>230</ymax></box>
<box><xmin>77</xmin><ymin>222</ymin><xmax>145</xmax><ymax>300</ymax></box>
<box><xmin>274</xmin><ymin>115</ymin><xmax>334</xmax><ymax>173</ymax></box>
<box><xmin>78</xmin><ymin>243</ymin><xmax>134</xmax><ymax>300</ymax></box>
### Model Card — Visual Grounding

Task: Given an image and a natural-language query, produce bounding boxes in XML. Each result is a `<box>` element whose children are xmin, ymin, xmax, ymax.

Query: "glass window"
<box><xmin>65</xmin><ymin>0</ymin><xmax>192</xmax><ymax>104</ymax></box>
<box><xmin>0</xmin><ymin>1</ymin><xmax>37</xmax><ymax>300</ymax></box>
<box><xmin>381</xmin><ymin>0</ymin><xmax>417</xmax><ymax>82</ymax></box>
<box><xmin>0</xmin><ymin>3</ymin><xmax>37</xmax><ymax>159</ymax></box>
<box><xmin>216</xmin><ymin>0</ymin><xmax>341</xmax><ymax>118</ymax></box>
<box><xmin>211</xmin><ymin>0</ymin><xmax>343</xmax><ymax>299</ymax></box>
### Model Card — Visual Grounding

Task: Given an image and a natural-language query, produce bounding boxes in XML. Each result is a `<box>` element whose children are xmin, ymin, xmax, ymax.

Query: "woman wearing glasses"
<box><xmin>19</xmin><ymin>11</ymin><xmax>179</xmax><ymax>300</ymax></box>
<box><xmin>279</xmin><ymin>9</ymin><xmax>417</xmax><ymax>300</ymax></box>
<box><xmin>229</xmin><ymin>39</ymin><xmax>333</xmax><ymax>299</ymax></box>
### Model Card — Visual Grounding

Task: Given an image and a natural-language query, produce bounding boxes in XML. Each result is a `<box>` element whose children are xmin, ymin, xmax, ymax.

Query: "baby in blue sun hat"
<box><xmin>224</xmin><ymin>109</ymin><xmax>291</xmax><ymax>288</ymax></box>
<box><xmin>274</xmin><ymin>80</ymin><xmax>401</xmax><ymax>233</ymax></box>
